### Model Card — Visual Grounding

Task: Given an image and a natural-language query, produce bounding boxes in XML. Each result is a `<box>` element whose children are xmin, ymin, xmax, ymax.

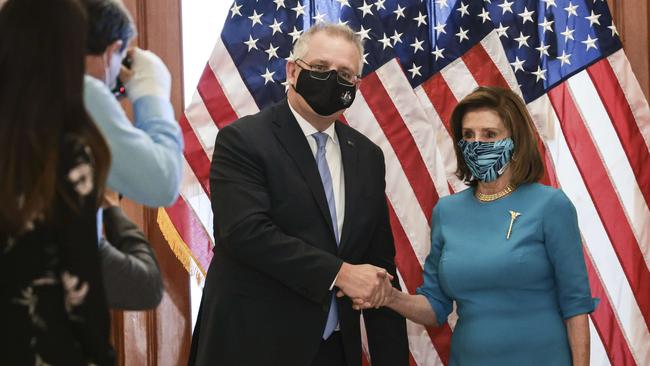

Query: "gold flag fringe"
<box><xmin>157</xmin><ymin>208</ymin><xmax>206</xmax><ymax>285</ymax></box>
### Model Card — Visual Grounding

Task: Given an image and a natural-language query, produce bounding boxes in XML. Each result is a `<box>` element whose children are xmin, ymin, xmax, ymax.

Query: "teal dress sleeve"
<box><xmin>416</xmin><ymin>204</ymin><xmax>453</xmax><ymax>324</ymax></box>
<box><xmin>543</xmin><ymin>190</ymin><xmax>597</xmax><ymax>318</ymax></box>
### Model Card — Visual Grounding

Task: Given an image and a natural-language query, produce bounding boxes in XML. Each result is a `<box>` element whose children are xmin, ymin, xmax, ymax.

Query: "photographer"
<box><xmin>83</xmin><ymin>0</ymin><xmax>183</xmax><ymax>309</ymax></box>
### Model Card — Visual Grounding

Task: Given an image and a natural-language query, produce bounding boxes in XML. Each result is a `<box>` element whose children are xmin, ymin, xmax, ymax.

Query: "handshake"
<box><xmin>334</xmin><ymin>263</ymin><xmax>396</xmax><ymax>310</ymax></box>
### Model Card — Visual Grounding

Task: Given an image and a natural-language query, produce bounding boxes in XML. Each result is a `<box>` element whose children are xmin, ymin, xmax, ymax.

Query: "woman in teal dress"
<box><xmin>358</xmin><ymin>87</ymin><xmax>596</xmax><ymax>365</ymax></box>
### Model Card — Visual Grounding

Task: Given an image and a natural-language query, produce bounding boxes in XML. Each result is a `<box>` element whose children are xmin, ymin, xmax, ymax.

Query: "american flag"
<box><xmin>156</xmin><ymin>0</ymin><xmax>650</xmax><ymax>364</ymax></box>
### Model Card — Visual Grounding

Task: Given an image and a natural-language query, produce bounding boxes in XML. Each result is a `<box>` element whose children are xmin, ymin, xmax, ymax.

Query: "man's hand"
<box><xmin>334</xmin><ymin>263</ymin><xmax>394</xmax><ymax>308</ymax></box>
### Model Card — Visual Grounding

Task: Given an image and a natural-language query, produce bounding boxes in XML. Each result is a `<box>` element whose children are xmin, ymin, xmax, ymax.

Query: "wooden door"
<box><xmin>110</xmin><ymin>0</ymin><xmax>190</xmax><ymax>365</ymax></box>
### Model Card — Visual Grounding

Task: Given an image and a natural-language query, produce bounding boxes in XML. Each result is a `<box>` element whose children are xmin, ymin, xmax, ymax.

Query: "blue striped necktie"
<box><xmin>312</xmin><ymin>132</ymin><xmax>339</xmax><ymax>339</ymax></box>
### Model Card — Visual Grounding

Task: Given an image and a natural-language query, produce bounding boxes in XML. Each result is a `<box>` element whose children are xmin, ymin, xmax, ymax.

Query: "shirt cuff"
<box><xmin>329</xmin><ymin>274</ymin><xmax>338</xmax><ymax>291</ymax></box>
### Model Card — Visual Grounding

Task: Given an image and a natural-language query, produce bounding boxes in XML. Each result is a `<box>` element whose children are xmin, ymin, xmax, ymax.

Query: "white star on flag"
<box><xmin>518</xmin><ymin>7</ymin><xmax>535</xmax><ymax>24</ymax></box>
<box><xmin>230</xmin><ymin>2</ymin><xmax>242</xmax><ymax>18</ymax></box>
<box><xmin>379</xmin><ymin>33</ymin><xmax>392</xmax><ymax>49</ymax></box>
<box><xmin>536</xmin><ymin>42</ymin><xmax>551</xmax><ymax>57</ymax></box>
<box><xmin>413</xmin><ymin>11</ymin><xmax>427</xmax><ymax>27</ymax></box>
<box><xmin>557</xmin><ymin>50</ymin><xmax>572</xmax><ymax>66</ymax></box>
<box><xmin>264</xmin><ymin>43</ymin><xmax>279</xmax><ymax>60</ymax></box>
<box><xmin>269</xmin><ymin>19</ymin><xmax>283</xmax><ymax>35</ymax></box>
<box><xmin>514</xmin><ymin>32</ymin><xmax>530</xmax><ymax>48</ymax></box>
<box><xmin>248</xmin><ymin>10</ymin><xmax>263</xmax><ymax>27</ymax></box>
<box><xmin>457</xmin><ymin>2</ymin><xmax>470</xmax><ymax>18</ymax></box>
<box><xmin>499</xmin><ymin>0</ymin><xmax>514</xmax><ymax>14</ymax></box>
<box><xmin>542</xmin><ymin>0</ymin><xmax>556</xmax><ymax>9</ymax></box>
<box><xmin>456</xmin><ymin>27</ymin><xmax>469</xmax><ymax>43</ymax></box>
<box><xmin>510</xmin><ymin>56</ymin><xmax>525</xmax><ymax>73</ymax></box>
<box><xmin>432</xmin><ymin>45</ymin><xmax>445</xmax><ymax>60</ymax></box>
<box><xmin>261</xmin><ymin>68</ymin><xmax>275</xmax><ymax>84</ymax></box>
<box><xmin>495</xmin><ymin>23</ymin><xmax>509</xmax><ymax>38</ymax></box>
<box><xmin>561</xmin><ymin>26</ymin><xmax>575</xmax><ymax>42</ymax></box>
<box><xmin>539</xmin><ymin>18</ymin><xmax>554</xmax><ymax>33</ymax></box>
<box><xmin>391</xmin><ymin>30</ymin><xmax>403</xmax><ymax>45</ymax></box>
<box><xmin>288</xmin><ymin>27</ymin><xmax>302</xmax><ymax>43</ymax></box>
<box><xmin>410</xmin><ymin>37</ymin><xmax>425</xmax><ymax>54</ymax></box>
<box><xmin>532</xmin><ymin>65</ymin><xmax>547</xmax><ymax>81</ymax></box>
<box><xmin>408</xmin><ymin>63</ymin><xmax>422</xmax><ymax>78</ymax></box>
<box><xmin>356</xmin><ymin>25</ymin><xmax>371</xmax><ymax>41</ymax></box>
<box><xmin>358</xmin><ymin>1</ymin><xmax>374</xmax><ymax>18</ymax></box>
<box><xmin>393</xmin><ymin>4</ymin><xmax>406</xmax><ymax>20</ymax></box>
<box><xmin>244</xmin><ymin>35</ymin><xmax>258</xmax><ymax>51</ymax></box>
<box><xmin>581</xmin><ymin>35</ymin><xmax>599</xmax><ymax>51</ymax></box>
<box><xmin>478</xmin><ymin>9</ymin><xmax>491</xmax><ymax>23</ymax></box>
<box><xmin>564</xmin><ymin>2</ymin><xmax>579</xmax><ymax>17</ymax></box>
<box><xmin>291</xmin><ymin>3</ymin><xmax>305</xmax><ymax>17</ymax></box>
<box><xmin>272</xmin><ymin>0</ymin><xmax>285</xmax><ymax>10</ymax></box>
<box><xmin>585</xmin><ymin>11</ymin><xmax>602</xmax><ymax>26</ymax></box>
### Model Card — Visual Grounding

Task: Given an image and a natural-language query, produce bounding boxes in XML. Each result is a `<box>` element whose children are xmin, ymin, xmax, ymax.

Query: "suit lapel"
<box><xmin>270</xmin><ymin>100</ymin><xmax>336</xmax><ymax>243</ymax></box>
<box><xmin>336</xmin><ymin>122</ymin><xmax>359</xmax><ymax>255</ymax></box>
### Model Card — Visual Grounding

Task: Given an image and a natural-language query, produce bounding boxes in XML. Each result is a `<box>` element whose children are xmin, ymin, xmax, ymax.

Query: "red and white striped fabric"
<box><xmin>159</xmin><ymin>22</ymin><xmax>650</xmax><ymax>366</ymax></box>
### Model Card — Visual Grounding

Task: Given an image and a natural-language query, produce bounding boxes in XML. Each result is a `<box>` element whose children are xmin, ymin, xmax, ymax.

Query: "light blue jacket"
<box><xmin>83</xmin><ymin>75</ymin><xmax>183</xmax><ymax>207</ymax></box>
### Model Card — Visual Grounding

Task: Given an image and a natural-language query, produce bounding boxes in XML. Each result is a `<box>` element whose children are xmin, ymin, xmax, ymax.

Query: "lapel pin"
<box><xmin>506</xmin><ymin>210</ymin><xmax>521</xmax><ymax>240</ymax></box>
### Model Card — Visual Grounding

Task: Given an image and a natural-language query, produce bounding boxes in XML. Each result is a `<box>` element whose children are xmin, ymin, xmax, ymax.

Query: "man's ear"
<box><xmin>104</xmin><ymin>40</ymin><xmax>124</xmax><ymax>61</ymax></box>
<box><xmin>285</xmin><ymin>59</ymin><xmax>298</xmax><ymax>87</ymax></box>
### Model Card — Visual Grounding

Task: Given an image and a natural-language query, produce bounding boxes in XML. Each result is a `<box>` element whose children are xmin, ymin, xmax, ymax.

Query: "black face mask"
<box><xmin>294</xmin><ymin>69</ymin><xmax>356</xmax><ymax>116</ymax></box>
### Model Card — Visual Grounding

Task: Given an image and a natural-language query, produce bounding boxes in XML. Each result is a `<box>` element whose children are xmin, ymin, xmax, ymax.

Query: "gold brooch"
<box><xmin>506</xmin><ymin>210</ymin><xmax>521</xmax><ymax>240</ymax></box>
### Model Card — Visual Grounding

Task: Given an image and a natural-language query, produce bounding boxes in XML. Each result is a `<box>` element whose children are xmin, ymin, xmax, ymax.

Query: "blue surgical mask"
<box><xmin>457</xmin><ymin>138</ymin><xmax>515</xmax><ymax>182</ymax></box>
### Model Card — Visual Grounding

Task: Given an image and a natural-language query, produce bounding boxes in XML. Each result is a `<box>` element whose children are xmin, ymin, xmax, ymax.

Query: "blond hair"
<box><xmin>292</xmin><ymin>23</ymin><xmax>364</xmax><ymax>72</ymax></box>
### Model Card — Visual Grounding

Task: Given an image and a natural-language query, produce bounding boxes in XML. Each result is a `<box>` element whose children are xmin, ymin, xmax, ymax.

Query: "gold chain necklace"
<box><xmin>476</xmin><ymin>184</ymin><xmax>515</xmax><ymax>202</ymax></box>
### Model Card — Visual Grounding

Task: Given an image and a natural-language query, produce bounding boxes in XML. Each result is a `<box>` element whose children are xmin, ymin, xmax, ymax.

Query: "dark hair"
<box><xmin>84</xmin><ymin>0</ymin><xmax>135</xmax><ymax>55</ymax></box>
<box><xmin>450</xmin><ymin>86</ymin><xmax>544</xmax><ymax>187</ymax></box>
<box><xmin>0</xmin><ymin>0</ymin><xmax>110</xmax><ymax>235</ymax></box>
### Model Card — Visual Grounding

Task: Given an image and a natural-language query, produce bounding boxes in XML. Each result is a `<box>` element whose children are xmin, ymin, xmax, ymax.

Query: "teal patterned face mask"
<box><xmin>457</xmin><ymin>138</ymin><xmax>515</xmax><ymax>182</ymax></box>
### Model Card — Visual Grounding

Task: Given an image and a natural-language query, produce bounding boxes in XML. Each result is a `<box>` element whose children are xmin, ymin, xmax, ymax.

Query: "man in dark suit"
<box><xmin>189</xmin><ymin>23</ymin><xmax>409</xmax><ymax>366</ymax></box>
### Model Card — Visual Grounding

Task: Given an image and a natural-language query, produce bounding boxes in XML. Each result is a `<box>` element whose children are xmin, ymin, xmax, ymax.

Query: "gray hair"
<box><xmin>292</xmin><ymin>23</ymin><xmax>364</xmax><ymax>74</ymax></box>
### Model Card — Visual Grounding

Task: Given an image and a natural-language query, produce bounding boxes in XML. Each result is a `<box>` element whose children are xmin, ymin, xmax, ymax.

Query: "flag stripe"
<box><xmin>185</xmin><ymin>91</ymin><xmax>219</xmax><ymax>158</ymax></box>
<box><xmin>359</xmin><ymin>72</ymin><xmax>438</xmax><ymax>221</ymax></box>
<box><xmin>586</xmin><ymin>59</ymin><xmax>650</xmax><ymax>216</ymax></box>
<box><xmin>547</xmin><ymin>86</ymin><xmax>650</xmax><ymax>357</ymax></box>
<box><xmin>344</xmin><ymin>93</ymin><xmax>431</xmax><ymax>264</ymax></box>
<box><xmin>414</xmin><ymin>86</ymin><xmax>467</xmax><ymax>193</ymax></box>
<box><xmin>165</xmin><ymin>195</ymin><xmax>214</xmax><ymax>272</ymax></box>
<box><xmin>529</xmin><ymin>94</ymin><xmax>648</xmax><ymax>363</ymax></box>
<box><xmin>568</xmin><ymin>71</ymin><xmax>650</xmax><ymax>267</ymax></box>
<box><xmin>460</xmin><ymin>42</ymin><xmax>509</xmax><ymax>89</ymax></box>
<box><xmin>420</xmin><ymin>73</ymin><xmax>456</xmax><ymax>134</ymax></box>
<box><xmin>208</xmin><ymin>38</ymin><xmax>260</xmax><ymax>118</ymax></box>
<box><xmin>376</xmin><ymin>60</ymin><xmax>450</xmax><ymax>198</ymax></box>
<box><xmin>440</xmin><ymin>58</ymin><xmax>479</xmax><ymax>103</ymax></box>
<box><xmin>196</xmin><ymin>64</ymin><xmax>238</xmax><ymax>129</ymax></box>
<box><xmin>606</xmin><ymin>51</ymin><xmax>650</xmax><ymax>149</ymax></box>
<box><xmin>584</xmin><ymin>248</ymin><xmax>637</xmax><ymax>366</ymax></box>
<box><xmin>525</xmin><ymin>95</ymin><xmax>637</xmax><ymax>365</ymax></box>
<box><xmin>179</xmin><ymin>158</ymin><xmax>214</xmax><ymax>244</ymax></box>
<box><xmin>179</xmin><ymin>113</ymin><xmax>211</xmax><ymax>194</ymax></box>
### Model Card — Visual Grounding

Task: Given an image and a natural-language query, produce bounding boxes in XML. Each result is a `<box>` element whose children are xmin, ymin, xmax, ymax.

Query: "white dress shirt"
<box><xmin>288</xmin><ymin>103</ymin><xmax>345</xmax><ymax>239</ymax></box>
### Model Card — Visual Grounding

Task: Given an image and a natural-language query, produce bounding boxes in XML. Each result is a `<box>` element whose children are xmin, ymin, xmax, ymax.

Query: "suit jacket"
<box><xmin>99</xmin><ymin>206</ymin><xmax>163</xmax><ymax>310</ymax></box>
<box><xmin>188</xmin><ymin>99</ymin><xmax>409</xmax><ymax>366</ymax></box>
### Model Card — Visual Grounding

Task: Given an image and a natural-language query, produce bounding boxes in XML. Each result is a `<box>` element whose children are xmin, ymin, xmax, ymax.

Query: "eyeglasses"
<box><xmin>295</xmin><ymin>58</ymin><xmax>360</xmax><ymax>87</ymax></box>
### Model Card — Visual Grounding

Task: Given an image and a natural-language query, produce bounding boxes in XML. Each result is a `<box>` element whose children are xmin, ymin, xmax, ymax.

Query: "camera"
<box><xmin>111</xmin><ymin>55</ymin><xmax>133</xmax><ymax>99</ymax></box>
